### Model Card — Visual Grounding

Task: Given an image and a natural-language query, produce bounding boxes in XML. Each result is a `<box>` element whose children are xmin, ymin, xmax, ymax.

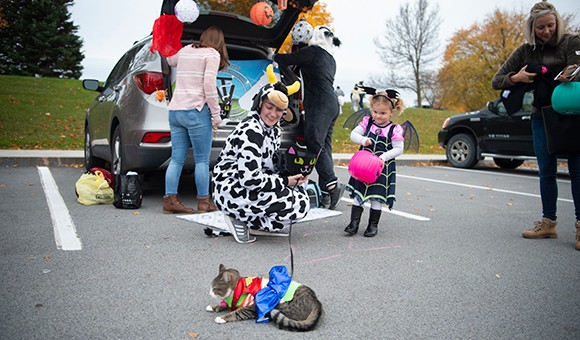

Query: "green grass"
<box><xmin>0</xmin><ymin>75</ymin><xmax>95</xmax><ymax>149</ymax></box>
<box><xmin>0</xmin><ymin>76</ymin><xmax>459</xmax><ymax>154</ymax></box>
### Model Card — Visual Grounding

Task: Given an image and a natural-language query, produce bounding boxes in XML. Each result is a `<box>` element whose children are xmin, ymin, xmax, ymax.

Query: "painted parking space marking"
<box><xmin>37</xmin><ymin>167</ymin><xmax>82</xmax><ymax>250</ymax></box>
<box><xmin>434</xmin><ymin>165</ymin><xmax>571</xmax><ymax>184</ymax></box>
<box><xmin>340</xmin><ymin>197</ymin><xmax>430</xmax><ymax>221</ymax></box>
<box><xmin>397</xmin><ymin>173</ymin><xmax>573</xmax><ymax>203</ymax></box>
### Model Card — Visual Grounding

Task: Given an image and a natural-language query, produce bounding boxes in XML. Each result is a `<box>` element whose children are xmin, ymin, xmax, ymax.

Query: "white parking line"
<box><xmin>341</xmin><ymin>197</ymin><xmax>431</xmax><ymax>221</ymax></box>
<box><xmin>37</xmin><ymin>167</ymin><xmax>82</xmax><ymax>250</ymax></box>
<box><xmin>397</xmin><ymin>173</ymin><xmax>573</xmax><ymax>203</ymax></box>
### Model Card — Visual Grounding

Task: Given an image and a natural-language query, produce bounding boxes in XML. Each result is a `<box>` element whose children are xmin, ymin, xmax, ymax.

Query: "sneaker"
<box><xmin>223</xmin><ymin>215</ymin><xmax>256</xmax><ymax>244</ymax></box>
<box><xmin>328</xmin><ymin>183</ymin><xmax>346</xmax><ymax>210</ymax></box>
<box><xmin>575</xmin><ymin>221</ymin><xmax>580</xmax><ymax>251</ymax></box>
<box><xmin>522</xmin><ymin>218</ymin><xmax>558</xmax><ymax>239</ymax></box>
<box><xmin>249</xmin><ymin>229</ymin><xmax>289</xmax><ymax>237</ymax></box>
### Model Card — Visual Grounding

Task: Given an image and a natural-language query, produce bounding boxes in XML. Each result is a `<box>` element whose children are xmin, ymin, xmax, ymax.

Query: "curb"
<box><xmin>332</xmin><ymin>153</ymin><xmax>449</xmax><ymax>167</ymax></box>
<box><xmin>0</xmin><ymin>150</ymin><xmax>449</xmax><ymax>168</ymax></box>
<box><xmin>0</xmin><ymin>150</ymin><xmax>84</xmax><ymax>167</ymax></box>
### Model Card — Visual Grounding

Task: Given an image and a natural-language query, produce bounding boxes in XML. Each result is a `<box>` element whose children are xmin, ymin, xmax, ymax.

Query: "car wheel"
<box><xmin>84</xmin><ymin>125</ymin><xmax>105</xmax><ymax>170</ymax></box>
<box><xmin>493</xmin><ymin>158</ymin><xmax>525</xmax><ymax>169</ymax></box>
<box><xmin>446</xmin><ymin>133</ymin><xmax>478</xmax><ymax>168</ymax></box>
<box><xmin>111</xmin><ymin>126</ymin><xmax>125</xmax><ymax>175</ymax></box>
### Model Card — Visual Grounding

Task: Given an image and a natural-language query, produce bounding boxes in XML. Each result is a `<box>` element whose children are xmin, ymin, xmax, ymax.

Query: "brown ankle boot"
<box><xmin>163</xmin><ymin>194</ymin><xmax>194</xmax><ymax>214</ymax></box>
<box><xmin>197</xmin><ymin>195</ymin><xmax>217</xmax><ymax>213</ymax></box>
<box><xmin>522</xmin><ymin>217</ymin><xmax>557</xmax><ymax>239</ymax></box>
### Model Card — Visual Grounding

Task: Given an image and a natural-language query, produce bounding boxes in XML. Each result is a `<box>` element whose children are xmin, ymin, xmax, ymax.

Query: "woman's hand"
<box><xmin>510</xmin><ymin>65</ymin><xmax>537</xmax><ymax>84</ymax></box>
<box><xmin>287</xmin><ymin>174</ymin><xmax>308</xmax><ymax>187</ymax></box>
<box><xmin>212</xmin><ymin>114</ymin><xmax>222</xmax><ymax>127</ymax></box>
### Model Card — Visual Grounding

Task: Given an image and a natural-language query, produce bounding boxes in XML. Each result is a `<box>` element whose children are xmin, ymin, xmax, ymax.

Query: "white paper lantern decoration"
<box><xmin>175</xmin><ymin>0</ymin><xmax>199</xmax><ymax>24</ymax></box>
<box><xmin>292</xmin><ymin>20</ymin><xmax>313</xmax><ymax>45</ymax></box>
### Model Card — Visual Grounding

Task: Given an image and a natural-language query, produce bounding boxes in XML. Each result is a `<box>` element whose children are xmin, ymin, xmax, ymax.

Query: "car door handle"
<box><xmin>113</xmin><ymin>85</ymin><xmax>122</xmax><ymax>92</ymax></box>
<box><xmin>98</xmin><ymin>96</ymin><xmax>105</xmax><ymax>103</ymax></box>
<box><xmin>522</xmin><ymin>116</ymin><xmax>531</xmax><ymax>120</ymax></box>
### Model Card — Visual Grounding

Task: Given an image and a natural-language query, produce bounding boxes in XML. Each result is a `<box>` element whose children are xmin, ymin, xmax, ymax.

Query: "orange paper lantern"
<box><xmin>250</xmin><ymin>2</ymin><xmax>274</xmax><ymax>26</ymax></box>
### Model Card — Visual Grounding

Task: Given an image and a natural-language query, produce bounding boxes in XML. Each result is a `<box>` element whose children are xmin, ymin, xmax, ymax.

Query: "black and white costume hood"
<box><xmin>308</xmin><ymin>26</ymin><xmax>341</xmax><ymax>56</ymax></box>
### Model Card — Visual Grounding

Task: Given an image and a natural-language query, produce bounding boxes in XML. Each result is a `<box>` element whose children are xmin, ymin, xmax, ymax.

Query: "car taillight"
<box><xmin>142</xmin><ymin>132</ymin><xmax>171</xmax><ymax>143</ymax></box>
<box><xmin>133</xmin><ymin>72</ymin><xmax>164</xmax><ymax>95</ymax></box>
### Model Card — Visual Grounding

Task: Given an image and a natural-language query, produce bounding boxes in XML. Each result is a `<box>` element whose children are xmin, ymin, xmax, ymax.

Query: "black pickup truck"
<box><xmin>438</xmin><ymin>92</ymin><xmax>536</xmax><ymax>169</ymax></box>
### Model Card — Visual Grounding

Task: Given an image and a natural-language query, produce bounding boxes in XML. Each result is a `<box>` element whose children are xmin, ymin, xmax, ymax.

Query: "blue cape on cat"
<box><xmin>255</xmin><ymin>265</ymin><xmax>292</xmax><ymax>323</ymax></box>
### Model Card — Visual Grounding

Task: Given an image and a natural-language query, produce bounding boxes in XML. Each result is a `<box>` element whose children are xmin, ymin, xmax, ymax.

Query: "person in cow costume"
<box><xmin>212</xmin><ymin>65</ymin><xmax>310</xmax><ymax>244</ymax></box>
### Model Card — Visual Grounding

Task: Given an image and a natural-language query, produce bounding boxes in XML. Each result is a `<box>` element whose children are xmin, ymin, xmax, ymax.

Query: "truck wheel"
<box><xmin>446</xmin><ymin>134</ymin><xmax>478</xmax><ymax>168</ymax></box>
<box><xmin>493</xmin><ymin>158</ymin><xmax>524</xmax><ymax>169</ymax></box>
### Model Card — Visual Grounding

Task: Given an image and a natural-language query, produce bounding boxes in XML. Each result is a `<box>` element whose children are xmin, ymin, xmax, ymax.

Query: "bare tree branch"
<box><xmin>373</xmin><ymin>0</ymin><xmax>441</xmax><ymax>106</ymax></box>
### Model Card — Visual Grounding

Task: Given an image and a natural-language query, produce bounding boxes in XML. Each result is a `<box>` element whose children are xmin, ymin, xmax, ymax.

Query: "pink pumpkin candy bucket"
<box><xmin>348</xmin><ymin>150</ymin><xmax>384</xmax><ymax>184</ymax></box>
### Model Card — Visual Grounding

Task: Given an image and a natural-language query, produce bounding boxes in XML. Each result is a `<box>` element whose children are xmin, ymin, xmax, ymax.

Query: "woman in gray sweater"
<box><xmin>491</xmin><ymin>2</ymin><xmax>580</xmax><ymax>250</ymax></box>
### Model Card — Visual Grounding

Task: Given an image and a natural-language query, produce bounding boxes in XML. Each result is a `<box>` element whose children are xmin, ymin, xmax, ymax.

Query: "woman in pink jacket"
<box><xmin>163</xmin><ymin>26</ymin><xmax>229</xmax><ymax>214</ymax></box>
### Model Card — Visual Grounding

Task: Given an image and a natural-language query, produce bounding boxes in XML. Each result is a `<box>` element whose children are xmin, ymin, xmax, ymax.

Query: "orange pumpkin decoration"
<box><xmin>250</xmin><ymin>2</ymin><xmax>274</xmax><ymax>26</ymax></box>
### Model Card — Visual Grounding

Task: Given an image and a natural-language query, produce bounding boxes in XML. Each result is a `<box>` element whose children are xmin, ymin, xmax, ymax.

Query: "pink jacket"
<box><xmin>166</xmin><ymin>45</ymin><xmax>221</xmax><ymax>119</ymax></box>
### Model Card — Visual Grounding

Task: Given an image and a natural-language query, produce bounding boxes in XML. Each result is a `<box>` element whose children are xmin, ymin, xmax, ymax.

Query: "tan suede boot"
<box><xmin>576</xmin><ymin>221</ymin><xmax>580</xmax><ymax>250</ymax></box>
<box><xmin>163</xmin><ymin>194</ymin><xmax>194</xmax><ymax>214</ymax></box>
<box><xmin>197</xmin><ymin>195</ymin><xmax>217</xmax><ymax>213</ymax></box>
<box><xmin>522</xmin><ymin>217</ymin><xmax>558</xmax><ymax>239</ymax></box>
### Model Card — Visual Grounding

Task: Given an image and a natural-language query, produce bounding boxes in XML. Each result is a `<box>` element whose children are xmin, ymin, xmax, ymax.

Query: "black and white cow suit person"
<box><xmin>212</xmin><ymin>65</ymin><xmax>310</xmax><ymax>244</ymax></box>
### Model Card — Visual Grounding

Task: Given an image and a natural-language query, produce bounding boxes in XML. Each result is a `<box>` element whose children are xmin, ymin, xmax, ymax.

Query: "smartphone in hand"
<box><xmin>554</xmin><ymin>66</ymin><xmax>580</xmax><ymax>80</ymax></box>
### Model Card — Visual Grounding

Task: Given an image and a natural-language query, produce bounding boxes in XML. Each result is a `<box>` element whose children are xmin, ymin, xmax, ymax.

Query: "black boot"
<box><xmin>344</xmin><ymin>205</ymin><xmax>364</xmax><ymax>235</ymax></box>
<box><xmin>364</xmin><ymin>209</ymin><xmax>381</xmax><ymax>237</ymax></box>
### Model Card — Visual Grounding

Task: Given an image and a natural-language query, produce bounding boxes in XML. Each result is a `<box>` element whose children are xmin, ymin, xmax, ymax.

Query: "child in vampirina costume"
<box><xmin>272</xmin><ymin>26</ymin><xmax>345</xmax><ymax>211</ymax></box>
<box><xmin>345</xmin><ymin>90</ymin><xmax>405</xmax><ymax>237</ymax></box>
<box><xmin>212</xmin><ymin>65</ymin><xmax>309</xmax><ymax>244</ymax></box>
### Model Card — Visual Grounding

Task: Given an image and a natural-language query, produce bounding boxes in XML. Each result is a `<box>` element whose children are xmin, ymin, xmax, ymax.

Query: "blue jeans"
<box><xmin>165</xmin><ymin>106</ymin><xmax>212</xmax><ymax>197</ymax></box>
<box><xmin>532</xmin><ymin>117</ymin><xmax>580</xmax><ymax>220</ymax></box>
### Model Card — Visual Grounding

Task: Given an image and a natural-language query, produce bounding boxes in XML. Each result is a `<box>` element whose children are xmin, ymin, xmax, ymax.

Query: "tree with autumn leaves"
<box><xmin>278</xmin><ymin>1</ymin><xmax>333</xmax><ymax>53</ymax></box>
<box><xmin>436</xmin><ymin>9</ymin><xmax>579</xmax><ymax>112</ymax></box>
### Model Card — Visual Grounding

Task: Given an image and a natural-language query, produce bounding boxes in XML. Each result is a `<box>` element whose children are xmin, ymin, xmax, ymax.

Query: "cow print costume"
<box><xmin>212</xmin><ymin>111</ymin><xmax>310</xmax><ymax>233</ymax></box>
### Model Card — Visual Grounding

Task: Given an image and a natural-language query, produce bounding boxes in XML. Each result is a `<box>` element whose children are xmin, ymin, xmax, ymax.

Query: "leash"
<box><xmin>288</xmin><ymin>181</ymin><xmax>298</xmax><ymax>278</ymax></box>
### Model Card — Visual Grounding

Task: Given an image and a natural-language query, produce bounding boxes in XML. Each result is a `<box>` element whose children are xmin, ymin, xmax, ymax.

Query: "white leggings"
<box><xmin>353</xmin><ymin>197</ymin><xmax>382</xmax><ymax>210</ymax></box>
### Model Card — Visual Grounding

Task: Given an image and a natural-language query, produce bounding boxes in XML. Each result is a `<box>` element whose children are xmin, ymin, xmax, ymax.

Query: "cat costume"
<box><xmin>212</xmin><ymin>66</ymin><xmax>310</xmax><ymax>235</ymax></box>
<box><xmin>208</xmin><ymin>264</ymin><xmax>323</xmax><ymax>332</ymax></box>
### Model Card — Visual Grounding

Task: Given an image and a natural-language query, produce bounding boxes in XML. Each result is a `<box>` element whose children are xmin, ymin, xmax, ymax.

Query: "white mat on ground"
<box><xmin>177</xmin><ymin>208</ymin><xmax>342</xmax><ymax>233</ymax></box>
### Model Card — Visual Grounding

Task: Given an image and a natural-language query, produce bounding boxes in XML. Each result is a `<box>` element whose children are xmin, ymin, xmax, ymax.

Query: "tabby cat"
<box><xmin>206</xmin><ymin>264</ymin><xmax>323</xmax><ymax>332</ymax></box>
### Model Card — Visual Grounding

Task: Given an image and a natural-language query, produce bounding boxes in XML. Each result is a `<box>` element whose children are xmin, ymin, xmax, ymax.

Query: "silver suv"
<box><xmin>82</xmin><ymin>0</ymin><xmax>316</xmax><ymax>174</ymax></box>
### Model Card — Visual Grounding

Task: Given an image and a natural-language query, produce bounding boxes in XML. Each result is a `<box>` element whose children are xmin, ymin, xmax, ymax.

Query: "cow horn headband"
<box><xmin>251</xmin><ymin>65</ymin><xmax>300</xmax><ymax>121</ymax></box>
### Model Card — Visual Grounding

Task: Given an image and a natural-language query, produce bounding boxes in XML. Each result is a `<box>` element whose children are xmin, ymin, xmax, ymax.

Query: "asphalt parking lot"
<box><xmin>1</xmin><ymin>161</ymin><xmax>579</xmax><ymax>339</ymax></box>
